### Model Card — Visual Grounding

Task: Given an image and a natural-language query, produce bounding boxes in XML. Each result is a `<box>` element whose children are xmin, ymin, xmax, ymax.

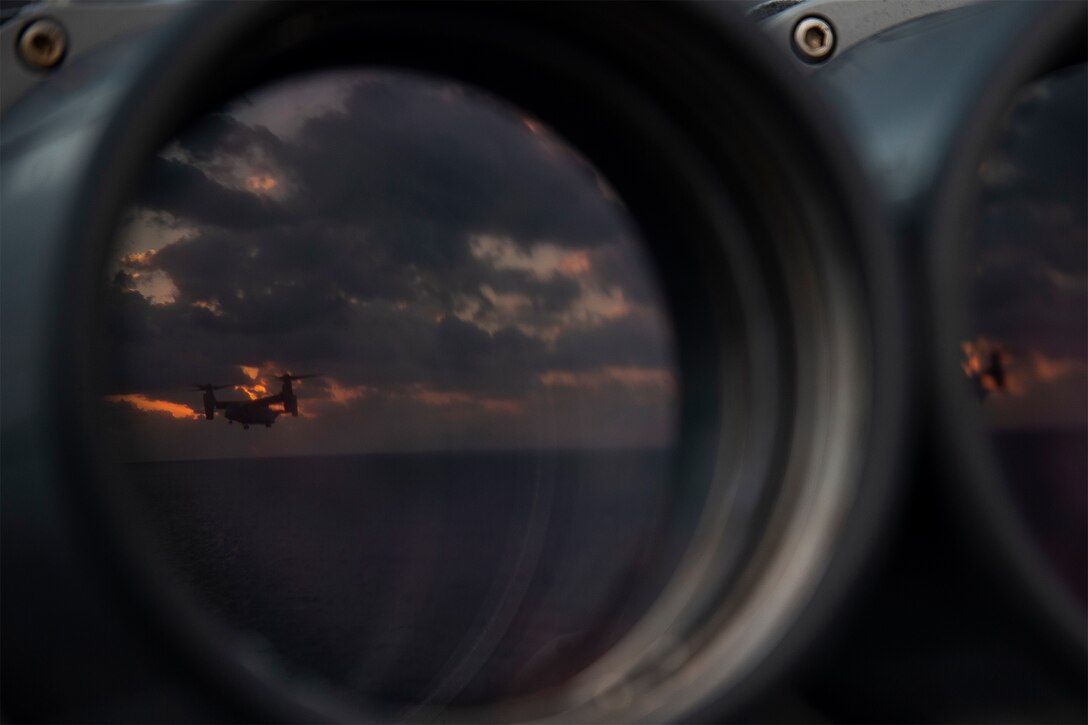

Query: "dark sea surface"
<box><xmin>990</xmin><ymin>429</ymin><xmax>1087</xmax><ymax>606</ymax></box>
<box><xmin>123</xmin><ymin>449</ymin><xmax>678</xmax><ymax>709</ymax></box>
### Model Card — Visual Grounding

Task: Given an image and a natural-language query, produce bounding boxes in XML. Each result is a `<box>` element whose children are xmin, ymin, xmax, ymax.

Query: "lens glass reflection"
<box><xmin>100</xmin><ymin>71</ymin><xmax>682</xmax><ymax>709</ymax></box>
<box><xmin>967</xmin><ymin>64</ymin><xmax>1087</xmax><ymax>606</ymax></box>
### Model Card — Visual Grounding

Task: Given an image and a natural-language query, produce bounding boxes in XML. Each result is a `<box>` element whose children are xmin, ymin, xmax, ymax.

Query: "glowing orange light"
<box><xmin>1031</xmin><ymin>351</ymin><xmax>1080</xmax><ymax>383</ymax></box>
<box><xmin>961</xmin><ymin>335</ymin><xmax>1023</xmax><ymax>396</ymax></box>
<box><xmin>960</xmin><ymin>339</ymin><xmax>985</xmax><ymax>378</ymax></box>
<box><xmin>601</xmin><ymin>298</ymin><xmax>629</xmax><ymax>320</ymax></box>
<box><xmin>559</xmin><ymin>251</ymin><xmax>591</xmax><ymax>277</ymax></box>
<box><xmin>246</xmin><ymin>175</ymin><xmax>278</xmax><ymax>192</ymax></box>
<box><xmin>120</xmin><ymin>249</ymin><xmax>157</xmax><ymax>268</ymax></box>
<box><xmin>236</xmin><ymin>384</ymin><xmax>269</xmax><ymax>400</ymax></box>
<box><xmin>104</xmin><ymin>394</ymin><xmax>199</xmax><ymax>420</ymax></box>
<box><xmin>240</xmin><ymin>365</ymin><xmax>260</xmax><ymax>380</ymax></box>
<box><xmin>327</xmin><ymin>380</ymin><xmax>371</xmax><ymax>404</ymax></box>
<box><xmin>193</xmin><ymin>299</ymin><xmax>224</xmax><ymax>316</ymax></box>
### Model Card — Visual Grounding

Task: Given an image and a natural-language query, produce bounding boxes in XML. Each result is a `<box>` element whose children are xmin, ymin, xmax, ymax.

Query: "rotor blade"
<box><xmin>277</xmin><ymin>373</ymin><xmax>321</xmax><ymax>381</ymax></box>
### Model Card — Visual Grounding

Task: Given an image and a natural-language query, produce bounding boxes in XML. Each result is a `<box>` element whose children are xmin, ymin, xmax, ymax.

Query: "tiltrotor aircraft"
<box><xmin>193</xmin><ymin>374</ymin><xmax>319</xmax><ymax>429</ymax></box>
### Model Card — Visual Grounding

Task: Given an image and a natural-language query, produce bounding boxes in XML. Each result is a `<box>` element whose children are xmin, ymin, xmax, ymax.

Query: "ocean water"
<box><xmin>123</xmin><ymin>449</ymin><xmax>678</xmax><ymax>709</ymax></box>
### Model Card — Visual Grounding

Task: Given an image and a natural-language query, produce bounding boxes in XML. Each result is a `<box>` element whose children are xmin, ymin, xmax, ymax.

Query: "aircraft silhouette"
<box><xmin>971</xmin><ymin>350</ymin><xmax>1007</xmax><ymax>400</ymax></box>
<box><xmin>194</xmin><ymin>374</ymin><xmax>319</xmax><ymax>429</ymax></box>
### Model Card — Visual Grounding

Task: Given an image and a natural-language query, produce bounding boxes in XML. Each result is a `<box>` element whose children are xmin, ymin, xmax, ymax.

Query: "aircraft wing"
<box><xmin>215</xmin><ymin>393</ymin><xmax>284</xmax><ymax>409</ymax></box>
<box><xmin>243</xmin><ymin>393</ymin><xmax>285</xmax><ymax>408</ymax></box>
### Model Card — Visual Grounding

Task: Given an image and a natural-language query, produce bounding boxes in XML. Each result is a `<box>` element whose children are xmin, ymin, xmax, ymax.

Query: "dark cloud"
<box><xmin>103</xmin><ymin>70</ymin><xmax>678</xmax><ymax>458</ymax></box>
<box><xmin>970</xmin><ymin>65</ymin><xmax>1087</xmax><ymax>429</ymax></box>
<box><xmin>973</xmin><ymin>67</ymin><xmax>1087</xmax><ymax>362</ymax></box>
<box><xmin>137</xmin><ymin>158</ymin><xmax>283</xmax><ymax>230</ymax></box>
<box><xmin>549</xmin><ymin>315</ymin><xmax>674</xmax><ymax>372</ymax></box>
<box><xmin>175</xmin><ymin>112</ymin><xmax>286</xmax><ymax>165</ymax></box>
<box><xmin>150</xmin><ymin>75</ymin><xmax>630</xmax><ymax>249</ymax></box>
<box><xmin>277</xmin><ymin>78</ymin><xmax>628</xmax><ymax>247</ymax></box>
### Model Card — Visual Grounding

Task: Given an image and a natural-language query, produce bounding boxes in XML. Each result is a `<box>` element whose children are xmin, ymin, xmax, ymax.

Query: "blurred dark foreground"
<box><xmin>125</xmin><ymin>449</ymin><xmax>675</xmax><ymax>710</ymax></box>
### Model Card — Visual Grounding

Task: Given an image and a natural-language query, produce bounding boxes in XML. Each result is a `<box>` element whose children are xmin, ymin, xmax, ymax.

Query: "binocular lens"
<box><xmin>967</xmin><ymin>63</ymin><xmax>1087</xmax><ymax>606</ymax></box>
<box><xmin>99</xmin><ymin>70</ymin><xmax>685</xmax><ymax>709</ymax></box>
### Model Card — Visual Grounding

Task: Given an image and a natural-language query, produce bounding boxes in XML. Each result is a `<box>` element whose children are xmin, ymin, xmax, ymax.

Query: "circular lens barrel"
<box><xmin>100</xmin><ymin>69</ymin><xmax>683</xmax><ymax>712</ymax></box>
<box><xmin>920</xmin><ymin>0</ymin><xmax>1088</xmax><ymax>661</ymax></box>
<box><xmin>0</xmin><ymin>3</ymin><xmax>903</xmax><ymax>721</ymax></box>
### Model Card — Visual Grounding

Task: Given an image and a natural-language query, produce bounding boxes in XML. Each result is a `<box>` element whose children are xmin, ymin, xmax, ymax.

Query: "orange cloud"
<box><xmin>559</xmin><ymin>251</ymin><xmax>591</xmax><ymax>277</ymax></box>
<box><xmin>1030</xmin><ymin>351</ymin><xmax>1084</xmax><ymax>383</ymax></box>
<box><xmin>406</xmin><ymin>384</ymin><xmax>524</xmax><ymax>415</ymax></box>
<box><xmin>961</xmin><ymin>337</ymin><xmax>1087</xmax><ymax>396</ymax></box>
<box><xmin>236</xmin><ymin>383</ymin><xmax>268</xmax><ymax>401</ymax></box>
<box><xmin>412</xmin><ymin>387</ymin><xmax>474</xmax><ymax>406</ymax></box>
<box><xmin>539</xmin><ymin>366</ymin><xmax>675</xmax><ymax>390</ymax></box>
<box><xmin>327</xmin><ymin>379</ymin><xmax>372</xmax><ymax>404</ymax></box>
<box><xmin>117</xmin><ymin>267</ymin><xmax>178</xmax><ymax>306</ymax></box>
<box><xmin>105</xmin><ymin>394</ymin><xmax>199</xmax><ymax>420</ymax></box>
<box><xmin>192</xmin><ymin>299</ymin><xmax>223</xmax><ymax>316</ymax></box>
<box><xmin>246</xmin><ymin>175</ymin><xmax>278</xmax><ymax>192</ymax></box>
<box><xmin>469</xmin><ymin>235</ymin><xmax>592</xmax><ymax>281</ymax></box>
<box><xmin>571</xmin><ymin>286</ymin><xmax>629</xmax><ymax>322</ymax></box>
<box><xmin>603</xmin><ymin>366</ymin><xmax>674</xmax><ymax>387</ymax></box>
<box><xmin>960</xmin><ymin>336</ymin><xmax>1024</xmax><ymax>395</ymax></box>
<box><xmin>119</xmin><ymin>249</ymin><xmax>158</xmax><ymax>269</ymax></box>
<box><xmin>232</xmin><ymin>363</ymin><xmax>330</xmax><ymax>414</ymax></box>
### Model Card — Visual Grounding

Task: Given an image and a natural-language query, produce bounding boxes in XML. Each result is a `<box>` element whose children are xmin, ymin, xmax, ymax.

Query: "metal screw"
<box><xmin>793</xmin><ymin>16</ymin><xmax>835</xmax><ymax>62</ymax></box>
<box><xmin>18</xmin><ymin>18</ymin><xmax>68</xmax><ymax>70</ymax></box>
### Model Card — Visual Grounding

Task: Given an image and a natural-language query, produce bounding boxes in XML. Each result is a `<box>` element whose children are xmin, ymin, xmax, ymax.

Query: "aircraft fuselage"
<box><xmin>224</xmin><ymin>404</ymin><xmax>281</xmax><ymax>428</ymax></box>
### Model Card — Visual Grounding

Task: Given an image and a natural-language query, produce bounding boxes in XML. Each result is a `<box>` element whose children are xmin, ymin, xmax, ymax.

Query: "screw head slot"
<box><xmin>18</xmin><ymin>18</ymin><xmax>68</xmax><ymax>70</ymax></box>
<box><xmin>793</xmin><ymin>16</ymin><xmax>835</xmax><ymax>62</ymax></box>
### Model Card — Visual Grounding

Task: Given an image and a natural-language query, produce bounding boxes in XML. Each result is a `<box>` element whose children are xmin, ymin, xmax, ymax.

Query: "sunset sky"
<box><xmin>101</xmin><ymin>71</ymin><xmax>678</xmax><ymax>460</ymax></box>
<box><xmin>969</xmin><ymin>65</ymin><xmax>1087</xmax><ymax>430</ymax></box>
